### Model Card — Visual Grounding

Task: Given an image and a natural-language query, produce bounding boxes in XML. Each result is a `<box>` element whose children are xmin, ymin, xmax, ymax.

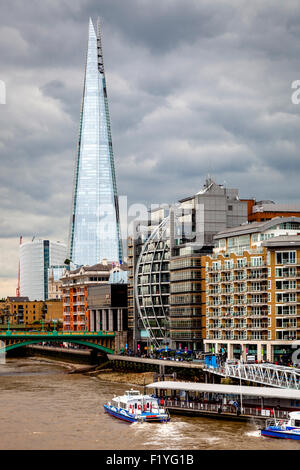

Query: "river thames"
<box><xmin>0</xmin><ymin>357</ymin><xmax>299</xmax><ymax>450</ymax></box>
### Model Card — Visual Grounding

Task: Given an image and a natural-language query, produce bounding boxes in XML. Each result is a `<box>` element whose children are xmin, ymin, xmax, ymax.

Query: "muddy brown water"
<box><xmin>0</xmin><ymin>358</ymin><xmax>298</xmax><ymax>450</ymax></box>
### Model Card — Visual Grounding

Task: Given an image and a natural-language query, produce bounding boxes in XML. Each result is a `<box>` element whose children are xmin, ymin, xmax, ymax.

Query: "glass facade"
<box><xmin>20</xmin><ymin>240</ymin><xmax>66</xmax><ymax>301</ymax></box>
<box><xmin>134</xmin><ymin>216</ymin><xmax>171</xmax><ymax>347</ymax></box>
<box><xmin>69</xmin><ymin>18</ymin><xmax>122</xmax><ymax>266</ymax></box>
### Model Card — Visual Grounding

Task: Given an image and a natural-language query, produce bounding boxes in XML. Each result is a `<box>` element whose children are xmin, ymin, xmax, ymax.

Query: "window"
<box><xmin>218</xmin><ymin>239</ymin><xmax>226</xmax><ymax>249</ymax></box>
<box><xmin>225</xmin><ymin>260</ymin><xmax>232</xmax><ymax>269</ymax></box>
<box><xmin>237</xmin><ymin>258</ymin><xmax>246</xmax><ymax>267</ymax></box>
<box><xmin>276</xmin><ymin>251</ymin><xmax>296</xmax><ymax>265</ymax></box>
<box><xmin>279</xmin><ymin>222</ymin><xmax>300</xmax><ymax>230</ymax></box>
<box><xmin>251</xmin><ymin>257</ymin><xmax>262</xmax><ymax>267</ymax></box>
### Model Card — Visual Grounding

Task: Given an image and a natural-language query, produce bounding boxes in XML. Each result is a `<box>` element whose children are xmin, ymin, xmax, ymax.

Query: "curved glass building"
<box><xmin>134</xmin><ymin>216</ymin><xmax>171</xmax><ymax>347</ymax></box>
<box><xmin>69</xmin><ymin>18</ymin><xmax>122</xmax><ymax>266</ymax></box>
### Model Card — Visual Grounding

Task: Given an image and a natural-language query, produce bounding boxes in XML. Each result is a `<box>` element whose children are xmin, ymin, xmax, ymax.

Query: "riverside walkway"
<box><xmin>107</xmin><ymin>354</ymin><xmax>205</xmax><ymax>370</ymax></box>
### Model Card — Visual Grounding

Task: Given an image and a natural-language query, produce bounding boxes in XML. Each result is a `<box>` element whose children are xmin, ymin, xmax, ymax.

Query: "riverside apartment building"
<box><xmin>204</xmin><ymin>217</ymin><xmax>300</xmax><ymax>363</ymax></box>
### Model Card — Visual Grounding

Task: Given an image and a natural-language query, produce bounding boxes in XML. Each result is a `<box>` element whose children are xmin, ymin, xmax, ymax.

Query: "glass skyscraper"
<box><xmin>69</xmin><ymin>18</ymin><xmax>122</xmax><ymax>267</ymax></box>
<box><xmin>20</xmin><ymin>239</ymin><xmax>67</xmax><ymax>301</ymax></box>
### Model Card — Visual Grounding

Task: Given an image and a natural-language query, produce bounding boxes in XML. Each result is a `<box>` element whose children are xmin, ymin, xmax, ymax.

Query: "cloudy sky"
<box><xmin>1</xmin><ymin>0</ymin><xmax>300</xmax><ymax>297</ymax></box>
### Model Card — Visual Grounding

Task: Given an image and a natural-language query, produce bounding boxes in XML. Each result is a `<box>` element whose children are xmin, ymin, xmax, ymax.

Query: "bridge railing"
<box><xmin>204</xmin><ymin>363</ymin><xmax>300</xmax><ymax>389</ymax></box>
<box><xmin>0</xmin><ymin>330</ymin><xmax>115</xmax><ymax>337</ymax></box>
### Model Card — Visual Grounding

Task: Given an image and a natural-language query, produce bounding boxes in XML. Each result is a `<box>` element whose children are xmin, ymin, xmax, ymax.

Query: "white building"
<box><xmin>20</xmin><ymin>239</ymin><xmax>66</xmax><ymax>301</ymax></box>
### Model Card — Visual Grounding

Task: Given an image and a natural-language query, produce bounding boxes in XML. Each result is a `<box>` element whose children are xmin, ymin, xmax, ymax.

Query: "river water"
<box><xmin>0</xmin><ymin>357</ymin><xmax>299</xmax><ymax>450</ymax></box>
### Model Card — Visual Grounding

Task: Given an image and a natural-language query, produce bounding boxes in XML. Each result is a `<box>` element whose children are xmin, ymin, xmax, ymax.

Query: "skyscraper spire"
<box><xmin>68</xmin><ymin>18</ymin><xmax>122</xmax><ymax>266</ymax></box>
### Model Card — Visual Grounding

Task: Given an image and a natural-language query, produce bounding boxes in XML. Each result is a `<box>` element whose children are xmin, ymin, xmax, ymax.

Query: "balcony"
<box><xmin>276</xmin><ymin>323</ymin><xmax>298</xmax><ymax>330</ymax></box>
<box><xmin>248</xmin><ymin>274</ymin><xmax>268</xmax><ymax>280</ymax></box>
<box><xmin>222</xmin><ymin>333</ymin><xmax>233</xmax><ymax>340</ymax></box>
<box><xmin>247</xmin><ymin>334</ymin><xmax>268</xmax><ymax>340</ymax></box>
<box><xmin>234</xmin><ymin>323</ymin><xmax>247</xmax><ymax>329</ymax></box>
<box><xmin>247</xmin><ymin>324</ymin><xmax>269</xmax><ymax>330</ymax></box>
<box><xmin>233</xmin><ymin>334</ymin><xmax>247</xmax><ymax>340</ymax></box>
<box><xmin>206</xmin><ymin>333</ymin><xmax>221</xmax><ymax>340</ymax></box>
<box><xmin>247</xmin><ymin>286</ymin><xmax>268</xmax><ymax>293</ymax></box>
<box><xmin>208</xmin><ymin>291</ymin><xmax>220</xmax><ymax>296</ymax></box>
<box><xmin>247</xmin><ymin>299</ymin><xmax>268</xmax><ymax>305</ymax></box>
<box><xmin>247</xmin><ymin>312</ymin><xmax>268</xmax><ymax>318</ymax></box>
<box><xmin>220</xmin><ymin>277</ymin><xmax>233</xmax><ymax>283</ymax></box>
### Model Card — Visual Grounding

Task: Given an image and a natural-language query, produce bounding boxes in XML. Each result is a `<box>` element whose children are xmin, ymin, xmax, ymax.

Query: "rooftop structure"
<box><xmin>213</xmin><ymin>216</ymin><xmax>300</xmax><ymax>256</ymax></box>
<box><xmin>244</xmin><ymin>199</ymin><xmax>300</xmax><ymax>223</ymax></box>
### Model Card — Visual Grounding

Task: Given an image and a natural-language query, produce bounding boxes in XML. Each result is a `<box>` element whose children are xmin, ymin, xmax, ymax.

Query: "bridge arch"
<box><xmin>0</xmin><ymin>338</ymin><xmax>114</xmax><ymax>355</ymax></box>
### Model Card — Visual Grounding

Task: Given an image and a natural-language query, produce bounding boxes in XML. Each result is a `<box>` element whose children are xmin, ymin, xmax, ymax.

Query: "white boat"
<box><xmin>261</xmin><ymin>411</ymin><xmax>300</xmax><ymax>440</ymax></box>
<box><xmin>104</xmin><ymin>389</ymin><xmax>170</xmax><ymax>423</ymax></box>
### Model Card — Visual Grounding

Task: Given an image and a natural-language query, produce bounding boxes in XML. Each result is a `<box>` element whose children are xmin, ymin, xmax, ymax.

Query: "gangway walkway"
<box><xmin>204</xmin><ymin>363</ymin><xmax>300</xmax><ymax>390</ymax></box>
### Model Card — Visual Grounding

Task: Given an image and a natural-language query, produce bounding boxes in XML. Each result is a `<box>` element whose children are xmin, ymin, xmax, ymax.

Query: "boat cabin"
<box><xmin>288</xmin><ymin>412</ymin><xmax>300</xmax><ymax>427</ymax></box>
<box><xmin>111</xmin><ymin>389</ymin><xmax>161</xmax><ymax>414</ymax></box>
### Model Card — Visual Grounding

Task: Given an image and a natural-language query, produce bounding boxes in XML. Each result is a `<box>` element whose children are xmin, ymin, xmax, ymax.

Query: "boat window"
<box><xmin>135</xmin><ymin>403</ymin><xmax>137</xmax><ymax>409</ymax></box>
<box><xmin>147</xmin><ymin>402</ymin><xmax>149</xmax><ymax>409</ymax></box>
<box><xmin>295</xmin><ymin>420</ymin><xmax>300</xmax><ymax>427</ymax></box>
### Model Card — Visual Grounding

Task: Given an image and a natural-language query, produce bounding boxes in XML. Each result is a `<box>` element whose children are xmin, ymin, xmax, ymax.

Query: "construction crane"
<box><xmin>15</xmin><ymin>235</ymin><xmax>22</xmax><ymax>297</ymax></box>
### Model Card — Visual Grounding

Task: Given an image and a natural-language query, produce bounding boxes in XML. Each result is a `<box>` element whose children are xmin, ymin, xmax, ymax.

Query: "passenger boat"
<box><xmin>104</xmin><ymin>389</ymin><xmax>170</xmax><ymax>423</ymax></box>
<box><xmin>261</xmin><ymin>411</ymin><xmax>300</xmax><ymax>440</ymax></box>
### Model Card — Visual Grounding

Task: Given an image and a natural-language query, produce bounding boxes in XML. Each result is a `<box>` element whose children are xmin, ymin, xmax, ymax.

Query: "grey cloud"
<box><xmin>1</xmin><ymin>0</ymin><xmax>300</xmax><ymax>287</ymax></box>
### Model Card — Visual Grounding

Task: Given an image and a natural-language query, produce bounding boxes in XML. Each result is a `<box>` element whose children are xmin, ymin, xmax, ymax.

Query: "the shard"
<box><xmin>68</xmin><ymin>18</ymin><xmax>122</xmax><ymax>266</ymax></box>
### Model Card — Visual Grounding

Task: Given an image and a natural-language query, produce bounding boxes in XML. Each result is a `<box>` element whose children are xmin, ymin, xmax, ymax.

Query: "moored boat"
<box><xmin>261</xmin><ymin>411</ymin><xmax>300</xmax><ymax>440</ymax></box>
<box><xmin>104</xmin><ymin>389</ymin><xmax>170</xmax><ymax>423</ymax></box>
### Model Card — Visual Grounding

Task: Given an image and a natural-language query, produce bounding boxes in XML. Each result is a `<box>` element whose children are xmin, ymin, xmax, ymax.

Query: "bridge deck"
<box><xmin>0</xmin><ymin>330</ymin><xmax>115</xmax><ymax>354</ymax></box>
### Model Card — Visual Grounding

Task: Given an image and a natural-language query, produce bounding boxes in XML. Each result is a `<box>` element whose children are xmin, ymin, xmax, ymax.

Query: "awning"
<box><xmin>146</xmin><ymin>381</ymin><xmax>300</xmax><ymax>400</ymax></box>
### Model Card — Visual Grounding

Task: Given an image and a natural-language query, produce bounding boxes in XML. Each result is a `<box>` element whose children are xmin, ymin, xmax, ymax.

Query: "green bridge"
<box><xmin>0</xmin><ymin>330</ymin><xmax>115</xmax><ymax>354</ymax></box>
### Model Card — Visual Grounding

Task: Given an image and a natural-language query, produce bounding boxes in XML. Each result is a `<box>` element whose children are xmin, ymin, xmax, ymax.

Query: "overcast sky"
<box><xmin>1</xmin><ymin>0</ymin><xmax>300</xmax><ymax>297</ymax></box>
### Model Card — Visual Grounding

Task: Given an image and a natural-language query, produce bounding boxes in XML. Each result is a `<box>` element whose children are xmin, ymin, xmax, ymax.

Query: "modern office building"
<box><xmin>129</xmin><ymin>178</ymin><xmax>249</xmax><ymax>353</ymax></box>
<box><xmin>169</xmin><ymin>177</ymin><xmax>249</xmax><ymax>351</ymax></box>
<box><xmin>133</xmin><ymin>208</ymin><xmax>172</xmax><ymax>351</ymax></box>
<box><xmin>88</xmin><ymin>283</ymin><xmax>128</xmax><ymax>351</ymax></box>
<box><xmin>20</xmin><ymin>239</ymin><xmax>66</xmax><ymax>301</ymax></box>
<box><xmin>204</xmin><ymin>216</ymin><xmax>300</xmax><ymax>362</ymax></box>
<box><xmin>68</xmin><ymin>18</ymin><xmax>122</xmax><ymax>267</ymax></box>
